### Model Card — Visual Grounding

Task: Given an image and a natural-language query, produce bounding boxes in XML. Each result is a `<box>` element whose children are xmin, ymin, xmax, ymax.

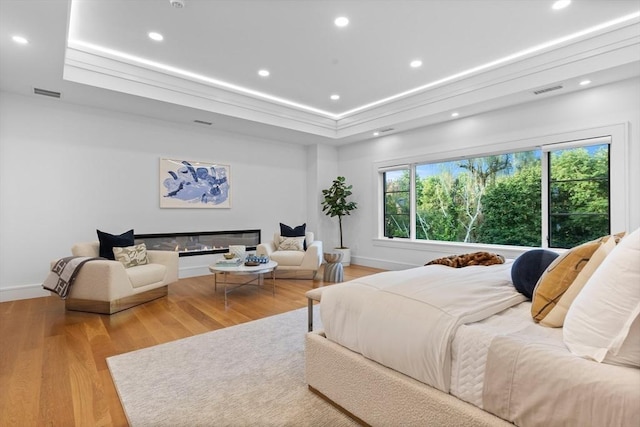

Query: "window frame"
<box><xmin>381</xmin><ymin>166</ymin><xmax>412</xmax><ymax>238</ymax></box>
<box><xmin>374</xmin><ymin>124</ymin><xmax>628</xmax><ymax>252</ymax></box>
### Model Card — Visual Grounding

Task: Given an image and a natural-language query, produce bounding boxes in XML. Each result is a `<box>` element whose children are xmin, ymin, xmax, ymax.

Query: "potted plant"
<box><xmin>321</xmin><ymin>176</ymin><xmax>358</xmax><ymax>266</ymax></box>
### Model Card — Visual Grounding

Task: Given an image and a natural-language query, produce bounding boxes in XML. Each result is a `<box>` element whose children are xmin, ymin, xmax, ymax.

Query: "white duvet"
<box><xmin>320</xmin><ymin>261</ymin><xmax>525</xmax><ymax>392</ymax></box>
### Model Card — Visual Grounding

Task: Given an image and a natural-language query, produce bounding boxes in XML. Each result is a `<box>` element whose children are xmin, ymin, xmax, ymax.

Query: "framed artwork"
<box><xmin>160</xmin><ymin>158</ymin><xmax>231</xmax><ymax>208</ymax></box>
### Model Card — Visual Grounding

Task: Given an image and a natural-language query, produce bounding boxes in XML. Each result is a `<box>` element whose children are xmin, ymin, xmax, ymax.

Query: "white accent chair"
<box><xmin>64</xmin><ymin>242</ymin><xmax>179</xmax><ymax>314</ymax></box>
<box><xmin>256</xmin><ymin>232</ymin><xmax>323</xmax><ymax>279</ymax></box>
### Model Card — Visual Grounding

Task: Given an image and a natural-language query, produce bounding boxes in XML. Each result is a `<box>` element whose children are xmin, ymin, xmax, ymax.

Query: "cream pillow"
<box><xmin>277</xmin><ymin>236</ymin><xmax>305</xmax><ymax>251</ymax></box>
<box><xmin>113</xmin><ymin>243</ymin><xmax>149</xmax><ymax>268</ymax></box>
<box><xmin>540</xmin><ymin>236</ymin><xmax>616</xmax><ymax>327</ymax></box>
<box><xmin>563</xmin><ymin>228</ymin><xmax>640</xmax><ymax>366</ymax></box>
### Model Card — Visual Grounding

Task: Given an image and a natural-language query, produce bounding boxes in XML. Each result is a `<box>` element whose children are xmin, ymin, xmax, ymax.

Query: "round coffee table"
<box><xmin>209</xmin><ymin>260</ymin><xmax>278</xmax><ymax>307</ymax></box>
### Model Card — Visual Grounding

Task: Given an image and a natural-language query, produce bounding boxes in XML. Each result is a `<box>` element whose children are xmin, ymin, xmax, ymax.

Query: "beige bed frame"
<box><xmin>305</xmin><ymin>330</ymin><xmax>512</xmax><ymax>426</ymax></box>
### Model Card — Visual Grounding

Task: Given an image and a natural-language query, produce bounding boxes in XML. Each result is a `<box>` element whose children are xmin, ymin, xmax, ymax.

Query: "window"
<box><xmin>380</xmin><ymin>136</ymin><xmax>611</xmax><ymax>249</ymax></box>
<box><xmin>383</xmin><ymin>168</ymin><xmax>410</xmax><ymax>238</ymax></box>
<box><xmin>416</xmin><ymin>150</ymin><xmax>542</xmax><ymax>246</ymax></box>
<box><xmin>547</xmin><ymin>141</ymin><xmax>610</xmax><ymax>248</ymax></box>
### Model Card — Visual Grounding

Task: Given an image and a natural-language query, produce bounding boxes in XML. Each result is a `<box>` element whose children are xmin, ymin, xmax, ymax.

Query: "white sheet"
<box><xmin>320</xmin><ymin>261</ymin><xmax>526</xmax><ymax>392</ymax></box>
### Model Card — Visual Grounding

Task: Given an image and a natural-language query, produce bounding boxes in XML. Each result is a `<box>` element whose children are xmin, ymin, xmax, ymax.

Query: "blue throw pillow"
<box><xmin>97</xmin><ymin>229</ymin><xmax>135</xmax><ymax>260</ymax></box>
<box><xmin>511</xmin><ymin>249</ymin><xmax>559</xmax><ymax>300</ymax></box>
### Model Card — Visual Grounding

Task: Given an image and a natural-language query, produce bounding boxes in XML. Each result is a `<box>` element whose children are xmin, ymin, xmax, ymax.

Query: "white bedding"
<box><xmin>320</xmin><ymin>261</ymin><xmax>526</xmax><ymax>392</ymax></box>
<box><xmin>450</xmin><ymin>302</ymin><xmax>534</xmax><ymax>407</ymax></box>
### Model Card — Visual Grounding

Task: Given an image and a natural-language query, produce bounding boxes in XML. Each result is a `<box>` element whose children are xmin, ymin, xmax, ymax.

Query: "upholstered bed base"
<box><xmin>305</xmin><ymin>330</ymin><xmax>511</xmax><ymax>427</ymax></box>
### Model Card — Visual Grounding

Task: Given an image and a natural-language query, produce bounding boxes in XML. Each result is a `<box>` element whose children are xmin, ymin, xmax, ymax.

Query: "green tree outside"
<box><xmin>409</xmin><ymin>145</ymin><xmax>608</xmax><ymax>248</ymax></box>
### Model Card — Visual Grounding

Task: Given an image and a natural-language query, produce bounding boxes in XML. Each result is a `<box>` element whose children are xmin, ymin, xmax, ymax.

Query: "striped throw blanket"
<box><xmin>42</xmin><ymin>256</ymin><xmax>102</xmax><ymax>299</ymax></box>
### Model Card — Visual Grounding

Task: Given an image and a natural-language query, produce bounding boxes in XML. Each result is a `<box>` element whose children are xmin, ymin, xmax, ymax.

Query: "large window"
<box><xmin>380</xmin><ymin>137</ymin><xmax>611</xmax><ymax>249</ymax></box>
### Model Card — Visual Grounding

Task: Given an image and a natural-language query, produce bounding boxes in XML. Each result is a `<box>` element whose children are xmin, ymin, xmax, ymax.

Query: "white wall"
<box><xmin>0</xmin><ymin>92</ymin><xmax>310</xmax><ymax>301</ymax></box>
<box><xmin>340</xmin><ymin>77</ymin><xmax>640</xmax><ymax>270</ymax></box>
<box><xmin>2</xmin><ymin>77</ymin><xmax>639</xmax><ymax>301</ymax></box>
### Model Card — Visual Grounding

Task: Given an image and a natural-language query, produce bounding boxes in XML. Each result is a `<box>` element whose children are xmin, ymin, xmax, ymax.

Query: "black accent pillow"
<box><xmin>280</xmin><ymin>223</ymin><xmax>307</xmax><ymax>250</ymax></box>
<box><xmin>511</xmin><ymin>249</ymin><xmax>559</xmax><ymax>300</ymax></box>
<box><xmin>97</xmin><ymin>229</ymin><xmax>135</xmax><ymax>260</ymax></box>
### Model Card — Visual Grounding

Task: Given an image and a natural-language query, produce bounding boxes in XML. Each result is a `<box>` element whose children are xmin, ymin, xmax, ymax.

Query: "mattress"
<box><xmin>450</xmin><ymin>302</ymin><xmax>534</xmax><ymax>408</ymax></box>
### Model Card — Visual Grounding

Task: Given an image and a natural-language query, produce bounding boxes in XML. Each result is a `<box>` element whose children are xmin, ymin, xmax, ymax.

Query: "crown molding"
<box><xmin>63</xmin><ymin>20</ymin><xmax>639</xmax><ymax>140</ymax></box>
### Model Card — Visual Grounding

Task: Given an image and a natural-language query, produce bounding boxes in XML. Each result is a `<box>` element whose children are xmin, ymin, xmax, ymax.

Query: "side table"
<box><xmin>323</xmin><ymin>252</ymin><xmax>344</xmax><ymax>283</ymax></box>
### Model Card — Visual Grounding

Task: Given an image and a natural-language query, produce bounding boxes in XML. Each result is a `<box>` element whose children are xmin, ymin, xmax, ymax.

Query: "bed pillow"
<box><xmin>425</xmin><ymin>252</ymin><xmax>505</xmax><ymax>268</ymax></box>
<box><xmin>113</xmin><ymin>243</ymin><xmax>149</xmax><ymax>268</ymax></box>
<box><xmin>511</xmin><ymin>249</ymin><xmax>559</xmax><ymax>300</ymax></box>
<box><xmin>97</xmin><ymin>229</ymin><xmax>135</xmax><ymax>260</ymax></box>
<box><xmin>530</xmin><ymin>235</ymin><xmax>610</xmax><ymax>323</ymax></box>
<box><xmin>563</xmin><ymin>228</ymin><xmax>640</xmax><ymax>366</ymax></box>
<box><xmin>540</xmin><ymin>236</ymin><xmax>616</xmax><ymax>327</ymax></box>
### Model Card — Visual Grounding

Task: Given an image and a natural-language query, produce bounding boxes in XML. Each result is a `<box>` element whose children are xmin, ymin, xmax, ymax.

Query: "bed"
<box><xmin>305</xmin><ymin>234</ymin><xmax>640</xmax><ymax>427</ymax></box>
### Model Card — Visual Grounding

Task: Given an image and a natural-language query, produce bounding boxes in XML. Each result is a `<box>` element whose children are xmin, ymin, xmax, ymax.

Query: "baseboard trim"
<box><xmin>350</xmin><ymin>255</ymin><xmax>417</xmax><ymax>271</ymax></box>
<box><xmin>0</xmin><ymin>283</ymin><xmax>51</xmax><ymax>302</ymax></box>
<box><xmin>0</xmin><ymin>261</ymin><xmax>393</xmax><ymax>303</ymax></box>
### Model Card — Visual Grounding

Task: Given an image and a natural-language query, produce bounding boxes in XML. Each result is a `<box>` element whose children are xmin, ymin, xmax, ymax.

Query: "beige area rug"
<box><xmin>107</xmin><ymin>306</ymin><xmax>357</xmax><ymax>427</ymax></box>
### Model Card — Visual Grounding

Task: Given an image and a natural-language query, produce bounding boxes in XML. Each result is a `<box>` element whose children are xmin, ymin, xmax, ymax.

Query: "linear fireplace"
<box><xmin>134</xmin><ymin>229</ymin><xmax>260</xmax><ymax>257</ymax></box>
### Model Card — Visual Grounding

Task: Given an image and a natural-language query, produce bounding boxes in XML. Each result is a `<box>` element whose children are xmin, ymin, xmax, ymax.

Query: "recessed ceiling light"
<box><xmin>451</xmin><ymin>112</ymin><xmax>460</xmax><ymax>117</ymax></box>
<box><xmin>330</xmin><ymin>94</ymin><xmax>340</xmax><ymax>101</ymax></box>
<box><xmin>148</xmin><ymin>32</ymin><xmax>164</xmax><ymax>41</ymax></box>
<box><xmin>373</xmin><ymin>132</ymin><xmax>380</xmax><ymax>137</ymax></box>
<box><xmin>410</xmin><ymin>60</ymin><xmax>422</xmax><ymax>68</ymax></box>
<box><xmin>579</xmin><ymin>79</ymin><xmax>592</xmax><ymax>86</ymax></box>
<box><xmin>334</xmin><ymin>17</ymin><xmax>349</xmax><ymax>27</ymax></box>
<box><xmin>12</xmin><ymin>35</ymin><xmax>28</xmax><ymax>45</ymax></box>
<box><xmin>258</xmin><ymin>69</ymin><xmax>270</xmax><ymax>77</ymax></box>
<box><xmin>552</xmin><ymin>0</ymin><xmax>571</xmax><ymax>10</ymax></box>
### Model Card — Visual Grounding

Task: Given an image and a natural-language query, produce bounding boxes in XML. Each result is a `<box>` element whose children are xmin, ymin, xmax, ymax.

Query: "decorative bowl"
<box><xmin>223</xmin><ymin>253</ymin><xmax>235</xmax><ymax>259</ymax></box>
<box><xmin>244</xmin><ymin>261</ymin><xmax>260</xmax><ymax>267</ymax></box>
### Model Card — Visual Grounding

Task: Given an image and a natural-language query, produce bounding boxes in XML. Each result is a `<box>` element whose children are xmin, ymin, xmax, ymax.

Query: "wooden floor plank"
<box><xmin>0</xmin><ymin>264</ymin><xmax>383</xmax><ymax>426</ymax></box>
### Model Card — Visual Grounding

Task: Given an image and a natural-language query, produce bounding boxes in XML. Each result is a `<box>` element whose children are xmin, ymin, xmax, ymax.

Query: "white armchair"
<box><xmin>64</xmin><ymin>241</ymin><xmax>179</xmax><ymax>314</ymax></box>
<box><xmin>256</xmin><ymin>232</ymin><xmax>322</xmax><ymax>279</ymax></box>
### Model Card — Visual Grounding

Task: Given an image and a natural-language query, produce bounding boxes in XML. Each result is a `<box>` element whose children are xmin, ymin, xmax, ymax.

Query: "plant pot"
<box><xmin>333</xmin><ymin>248</ymin><xmax>351</xmax><ymax>267</ymax></box>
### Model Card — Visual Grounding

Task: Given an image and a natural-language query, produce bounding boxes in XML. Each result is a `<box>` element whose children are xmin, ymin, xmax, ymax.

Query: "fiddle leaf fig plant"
<box><xmin>321</xmin><ymin>176</ymin><xmax>358</xmax><ymax>249</ymax></box>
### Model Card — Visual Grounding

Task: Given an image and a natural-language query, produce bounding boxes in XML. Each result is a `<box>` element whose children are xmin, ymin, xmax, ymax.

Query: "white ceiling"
<box><xmin>1</xmin><ymin>0</ymin><xmax>639</xmax><ymax>145</ymax></box>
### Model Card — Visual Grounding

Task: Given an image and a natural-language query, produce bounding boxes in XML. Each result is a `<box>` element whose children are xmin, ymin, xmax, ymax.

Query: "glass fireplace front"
<box><xmin>134</xmin><ymin>229</ymin><xmax>260</xmax><ymax>257</ymax></box>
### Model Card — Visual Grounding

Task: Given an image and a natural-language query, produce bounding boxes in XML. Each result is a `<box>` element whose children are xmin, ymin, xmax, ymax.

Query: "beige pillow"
<box><xmin>540</xmin><ymin>236</ymin><xmax>616</xmax><ymax>327</ymax></box>
<box><xmin>113</xmin><ymin>243</ymin><xmax>149</xmax><ymax>268</ymax></box>
<box><xmin>277</xmin><ymin>236</ymin><xmax>305</xmax><ymax>251</ymax></box>
<box><xmin>531</xmin><ymin>235</ymin><xmax>610</xmax><ymax>323</ymax></box>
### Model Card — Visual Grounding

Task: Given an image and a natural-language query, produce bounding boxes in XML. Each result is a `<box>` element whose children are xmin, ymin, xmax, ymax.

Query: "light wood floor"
<box><xmin>0</xmin><ymin>264</ymin><xmax>382</xmax><ymax>427</ymax></box>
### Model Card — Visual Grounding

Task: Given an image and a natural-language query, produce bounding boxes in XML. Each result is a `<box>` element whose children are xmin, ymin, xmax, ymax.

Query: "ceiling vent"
<box><xmin>380</xmin><ymin>127</ymin><xmax>395</xmax><ymax>133</ymax></box>
<box><xmin>33</xmin><ymin>88</ymin><xmax>61</xmax><ymax>98</ymax></box>
<box><xmin>533</xmin><ymin>85</ymin><xmax>563</xmax><ymax>95</ymax></box>
<box><xmin>193</xmin><ymin>119</ymin><xmax>212</xmax><ymax>126</ymax></box>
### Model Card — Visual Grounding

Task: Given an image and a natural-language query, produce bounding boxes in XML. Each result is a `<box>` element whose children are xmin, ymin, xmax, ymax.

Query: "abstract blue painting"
<box><xmin>160</xmin><ymin>158</ymin><xmax>231</xmax><ymax>208</ymax></box>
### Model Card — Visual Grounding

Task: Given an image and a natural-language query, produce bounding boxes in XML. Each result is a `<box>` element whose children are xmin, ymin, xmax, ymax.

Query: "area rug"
<box><xmin>107</xmin><ymin>306</ymin><xmax>357</xmax><ymax>427</ymax></box>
